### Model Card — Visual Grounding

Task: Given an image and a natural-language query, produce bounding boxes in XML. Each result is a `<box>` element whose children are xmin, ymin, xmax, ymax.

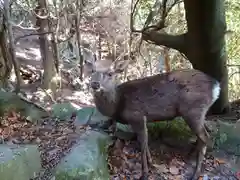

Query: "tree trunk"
<box><xmin>142</xmin><ymin>0</ymin><xmax>229</xmax><ymax>114</ymax></box>
<box><xmin>184</xmin><ymin>0</ymin><xmax>229</xmax><ymax>114</ymax></box>
<box><xmin>0</xmin><ymin>29</ymin><xmax>12</xmax><ymax>88</ymax></box>
<box><xmin>35</xmin><ymin>1</ymin><xmax>57</xmax><ymax>93</ymax></box>
<box><xmin>4</xmin><ymin>0</ymin><xmax>21</xmax><ymax>93</ymax></box>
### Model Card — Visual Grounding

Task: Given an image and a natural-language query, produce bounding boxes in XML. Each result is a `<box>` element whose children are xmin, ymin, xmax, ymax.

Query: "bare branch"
<box><xmin>11</xmin><ymin>21</ymin><xmax>40</xmax><ymax>31</ymax></box>
<box><xmin>227</xmin><ymin>64</ymin><xmax>240</xmax><ymax>67</ymax></box>
<box><xmin>143</xmin><ymin>0</ymin><xmax>162</xmax><ymax>29</ymax></box>
<box><xmin>142</xmin><ymin>30</ymin><xmax>187</xmax><ymax>54</ymax></box>
<box><xmin>130</xmin><ymin>0</ymin><xmax>142</xmax><ymax>33</ymax></box>
<box><xmin>14</xmin><ymin>31</ymin><xmax>53</xmax><ymax>44</ymax></box>
<box><xmin>144</xmin><ymin>0</ymin><xmax>182</xmax><ymax>31</ymax></box>
<box><xmin>32</xmin><ymin>8</ymin><xmax>49</xmax><ymax>19</ymax></box>
<box><xmin>229</xmin><ymin>71</ymin><xmax>240</xmax><ymax>79</ymax></box>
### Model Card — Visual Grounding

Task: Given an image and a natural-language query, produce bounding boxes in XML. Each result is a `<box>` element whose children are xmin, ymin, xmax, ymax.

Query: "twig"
<box><xmin>38</xmin><ymin>87</ymin><xmax>57</xmax><ymax>104</ymax></box>
<box><xmin>229</xmin><ymin>71</ymin><xmax>240</xmax><ymax>80</ymax></box>
<box><xmin>130</xmin><ymin>0</ymin><xmax>141</xmax><ymax>32</ymax></box>
<box><xmin>227</xmin><ymin>64</ymin><xmax>240</xmax><ymax>67</ymax></box>
<box><xmin>85</xmin><ymin>109</ymin><xmax>94</xmax><ymax>126</ymax></box>
<box><xmin>32</xmin><ymin>8</ymin><xmax>49</xmax><ymax>19</ymax></box>
<box><xmin>14</xmin><ymin>31</ymin><xmax>53</xmax><ymax>44</ymax></box>
<box><xmin>11</xmin><ymin>21</ymin><xmax>40</xmax><ymax>31</ymax></box>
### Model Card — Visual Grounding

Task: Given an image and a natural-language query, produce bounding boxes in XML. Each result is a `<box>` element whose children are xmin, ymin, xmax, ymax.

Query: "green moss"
<box><xmin>148</xmin><ymin>117</ymin><xmax>193</xmax><ymax>140</ymax></box>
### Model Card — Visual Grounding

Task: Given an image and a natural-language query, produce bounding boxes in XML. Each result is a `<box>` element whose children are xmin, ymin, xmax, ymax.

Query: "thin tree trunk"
<box><xmin>4</xmin><ymin>0</ymin><xmax>21</xmax><ymax>93</ymax></box>
<box><xmin>75</xmin><ymin>0</ymin><xmax>84</xmax><ymax>81</ymax></box>
<box><xmin>35</xmin><ymin>1</ymin><xmax>57</xmax><ymax>92</ymax></box>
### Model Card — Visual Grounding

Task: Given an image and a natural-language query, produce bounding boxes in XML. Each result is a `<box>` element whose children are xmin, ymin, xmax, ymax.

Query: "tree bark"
<box><xmin>4</xmin><ymin>0</ymin><xmax>21</xmax><ymax>93</ymax></box>
<box><xmin>0</xmin><ymin>29</ymin><xmax>12</xmax><ymax>88</ymax></box>
<box><xmin>184</xmin><ymin>0</ymin><xmax>229</xmax><ymax>114</ymax></box>
<box><xmin>36</xmin><ymin>1</ymin><xmax>57</xmax><ymax>92</ymax></box>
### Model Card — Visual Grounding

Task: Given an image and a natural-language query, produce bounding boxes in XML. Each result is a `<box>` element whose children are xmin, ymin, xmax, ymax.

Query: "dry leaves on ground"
<box><xmin>0</xmin><ymin>110</ymin><xmax>86</xmax><ymax>178</ymax></box>
<box><xmin>108</xmin><ymin>138</ymin><xmax>238</xmax><ymax>180</ymax></box>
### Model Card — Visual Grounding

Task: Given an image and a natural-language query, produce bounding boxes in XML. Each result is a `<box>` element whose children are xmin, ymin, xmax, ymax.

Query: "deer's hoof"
<box><xmin>139</xmin><ymin>173</ymin><xmax>148</xmax><ymax>180</ymax></box>
<box><xmin>189</xmin><ymin>171</ymin><xmax>201</xmax><ymax>180</ymax></box>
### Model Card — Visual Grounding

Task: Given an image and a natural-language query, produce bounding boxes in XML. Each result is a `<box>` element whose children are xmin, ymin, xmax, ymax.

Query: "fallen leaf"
<box><xmin>154</xmin><ymin>164</ymin><xmax>169</xmax><ymax>173</ymax></box>
<box><xmin>173</xmin><ymin>175</ymin><xmax>182</xmax><ymax>180</ymax></box>
<box><xmin>169</xmin><ymin>165</ymin><xmax>179</xmax><ymax>175</ymax></box>
<box><xmin>236</xmin><ymin>171</ymin><xmax>240</xmax><ymax>180</ymax></box>
<box><xmin>215</xmin><ymin>158</ymin><xmax>226</xmax><ymax>165</ymax></box>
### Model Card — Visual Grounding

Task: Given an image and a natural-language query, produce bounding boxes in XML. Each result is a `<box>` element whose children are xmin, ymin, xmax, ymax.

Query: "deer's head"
<box><xmin>84</xmin><ymin>59</ymin><xmax>129</xmax><ymax>92</ymax></box>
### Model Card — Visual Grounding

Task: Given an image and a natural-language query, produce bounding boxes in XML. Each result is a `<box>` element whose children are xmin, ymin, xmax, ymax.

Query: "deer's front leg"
<box><xmin>131</xmin><ymin>116</ymin><xmax>150</xmax><ymax>180</ymax></box>
<box><xmin>138</xmin><ymin>129</ymin><xmax>149</xmax><ymax>180</ymax></box>
<box><xmin>109</xmin><ymin>118</ymin><xmax>117</xmax><ymax>135</ymax></box>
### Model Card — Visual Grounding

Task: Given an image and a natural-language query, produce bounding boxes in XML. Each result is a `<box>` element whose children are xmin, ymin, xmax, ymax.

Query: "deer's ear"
<box><xmin>114</xmin><ymin>60</ymin><xmax>129</xmax><ymax>73</ymax></box>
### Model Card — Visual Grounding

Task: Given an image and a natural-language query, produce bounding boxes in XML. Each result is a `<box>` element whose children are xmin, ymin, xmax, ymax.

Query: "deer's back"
<box><xmin>116</xmin><ymin>69</ymin><xmax>218</xmax><ymax>123</ymax></box>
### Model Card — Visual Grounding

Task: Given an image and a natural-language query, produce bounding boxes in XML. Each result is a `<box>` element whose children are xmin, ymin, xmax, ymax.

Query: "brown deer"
<box><xmin>85</xmin><ymin>59</ymin><xmax>221</xmax><ymax>180</ymax></box>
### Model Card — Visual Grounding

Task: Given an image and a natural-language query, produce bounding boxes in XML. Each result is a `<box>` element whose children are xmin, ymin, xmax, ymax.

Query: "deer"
<box><xmin>85</xmin><ymin>59</ymin><xmax>221</xmax><ymax>180</ymax></box>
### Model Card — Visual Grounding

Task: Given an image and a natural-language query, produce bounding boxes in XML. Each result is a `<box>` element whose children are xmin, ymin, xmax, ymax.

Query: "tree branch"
<box><xmin>142</xmin><ymin>30</ymin><xmax>187</xmax><ymax>54</ymax></box>
<box><xmin>130</xmin><ymin>0</ymin><xmax>142</xmax><ymax>33</ymax></box>
<box><xmin>14</xmin><ymin>31</ymin><xmax>53</xmax><ymax>44</ymax></box>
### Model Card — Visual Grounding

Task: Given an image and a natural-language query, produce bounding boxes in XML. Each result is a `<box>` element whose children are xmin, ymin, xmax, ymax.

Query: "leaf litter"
<box><xmin>0</xmin><ymin>110</ymin><xmax>86</xmax><ymax>180</ymax></box>
<box><xmin>1</xmin><ymin>109</ymin><xmax>240</xmax><ymax>180</ymax></box>
<box><xmin>108</xmin><ymin>138</ymin><xmax>239</xmax><ymax>180</ymax></box>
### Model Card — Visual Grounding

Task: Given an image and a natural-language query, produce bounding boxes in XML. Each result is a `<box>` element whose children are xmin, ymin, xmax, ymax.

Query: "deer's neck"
<box><xmin>93</xmin><ymin>87</ymin><xmax>118</xmax><ymax>117</ymax></box>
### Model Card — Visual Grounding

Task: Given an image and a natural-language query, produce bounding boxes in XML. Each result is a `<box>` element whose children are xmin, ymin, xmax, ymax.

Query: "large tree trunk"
<box><xmin>142</xmin><ymin>0</ymin><xmax>229</xmax><ymax>114</ymax></box>
<box><xmin>184</xmin><ymin>0</ymin><xmax>229</xmax><ymax>114</ymax></box>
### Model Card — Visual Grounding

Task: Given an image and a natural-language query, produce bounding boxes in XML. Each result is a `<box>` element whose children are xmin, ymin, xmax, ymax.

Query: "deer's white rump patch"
<box><xmin>212</xmin><ymin>81</ymin><xmax>221</xmax><ymax>103</ymax></box>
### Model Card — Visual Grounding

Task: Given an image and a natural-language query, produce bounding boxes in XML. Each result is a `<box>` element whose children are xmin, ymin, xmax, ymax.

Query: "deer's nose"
<box><xmin>90</xmin><ymin>82</ymin><xmax>100</xmax><ymax>90</ymax></box>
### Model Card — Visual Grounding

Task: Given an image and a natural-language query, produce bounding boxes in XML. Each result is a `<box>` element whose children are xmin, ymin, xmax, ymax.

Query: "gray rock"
<box><xmin>0</xmin><ymin>144</ymin><xmax>41</xmax><ymax>180</ymax></box>
<box><xmin>0</xmin><ymin>90</ymin><xmax>48</xmax><ymax>122</ymax></box>
<box><xmin>55</xmin><ymin>130</ymin><xmax>112</xmax><ymax>180</ymax></box>
<box><xmin>74</xmin><ymin>107</ymin><xmax>109</xmax><ymax>127</ymax></box>
<box><xmin>52</xmin><ymin>102</ymin><xmax>77</xmax><ymax>121</ymax></box>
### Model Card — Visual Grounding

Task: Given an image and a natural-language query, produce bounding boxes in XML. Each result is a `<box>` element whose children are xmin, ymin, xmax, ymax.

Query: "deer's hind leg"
<box><xmin>182</xmin><ymin>110</ymin><xmax>209</xmax><ymax>180</ymax></box>
<box><xmin>188</xmin><ymin>123</ymin><xmax>211</xmax><ymax>158</ymax></box>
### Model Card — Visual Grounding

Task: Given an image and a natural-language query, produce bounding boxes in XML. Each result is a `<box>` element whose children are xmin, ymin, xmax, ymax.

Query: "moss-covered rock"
<box><xmin>55</xmin><ymin>130</ymin><xmax>112</xmax><ymax>180</ymax></box>
<box><xmin>0</xmin><ymin>144</ymin><xmax>41</xmax><ymax>180</ymax></box>
<box><xmin>0</xmin><ymin>90</ymin><xmax>48</xmax><ymax>122</ymax></box>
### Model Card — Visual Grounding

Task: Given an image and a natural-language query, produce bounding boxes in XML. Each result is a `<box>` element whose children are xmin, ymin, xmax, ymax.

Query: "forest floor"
<box><xmin>108</xmin><ymin>100</ymin><xmax>240</xmax><ymax>180</ymax></box>
<box><xmin>1</xmin><ymin>27</ymin><xmax>239</xmax><ymax>180</ymax></box>
<box><xmin>1</xmin><ymin>100</ymin><xmax>240</xmax><ymax>180</ymax></box>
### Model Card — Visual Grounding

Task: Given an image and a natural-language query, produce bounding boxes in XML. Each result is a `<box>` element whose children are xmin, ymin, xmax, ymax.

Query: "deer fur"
<box><xmin>86</xmin><ymin>59</ymin><xmax>221</xmax><ymax>180</ymax></box>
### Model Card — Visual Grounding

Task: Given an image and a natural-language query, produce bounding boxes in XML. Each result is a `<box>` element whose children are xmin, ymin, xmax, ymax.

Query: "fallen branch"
<box><xmin>18</xmin><ymin>94</ymin><xmax>49</xmax><ymax>115</ymax></box>
<box><xmin>11</xmin><ymin>21</ymin><xmax>40</xmax><ymax>31</ymax></box>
